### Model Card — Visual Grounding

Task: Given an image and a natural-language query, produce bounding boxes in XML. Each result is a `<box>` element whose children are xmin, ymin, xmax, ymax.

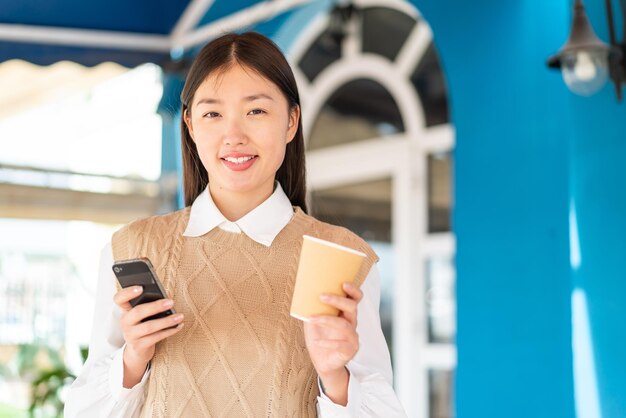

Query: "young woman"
<box><xmin>65</xmin><ymin>32</ymin><xmax>406</xmax><ymax>417</ymax></box>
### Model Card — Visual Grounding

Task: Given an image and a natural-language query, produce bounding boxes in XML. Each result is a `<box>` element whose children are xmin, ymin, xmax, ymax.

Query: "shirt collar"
<box><xmin>183</xmin><ymin>182</ymin><xmax>295</xmax><ymax>247</ymax></box>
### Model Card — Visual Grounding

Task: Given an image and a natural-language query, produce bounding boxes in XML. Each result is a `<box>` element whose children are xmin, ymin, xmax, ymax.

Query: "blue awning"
<box><xmin>0</xmin><ymin>0</ymin><xmax>314</xmax><ymax>67</ymax></box>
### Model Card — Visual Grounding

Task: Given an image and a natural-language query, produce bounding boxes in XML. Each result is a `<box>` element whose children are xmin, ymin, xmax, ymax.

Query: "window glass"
<box><xmin>309</xmin><ymin>178</ymin><xmax>394</xmax><ymax>357</ymax></box>
<box><xmin>362</xmin><ymin>7</ymin><xmax>417</xmax><ymax>62</ymax></box>
<box><xmin>429</xmin><ymin>369</ymin><xmax>455</xmax><ymax>418</ymax></box>
<box><xmin>308</xmin><ymin>79</ymin><xmax>404</xmax><ymax>150</ymax></box>
<box><xmin>426</xmin><ymin>256</ymin><xmax>456</xmax><ymax>344</ymax></box>
<box><xmin>411</xmin><ymin>45</ymin><xmax>450</xmax><ymax>127</ymax></box>
<box><xmin>371</xmin><ymin>241</ymin><xmax>394</xmax><ymax>361</ymax></box>
<box><xmin>428</xmin><ymin>152</ymin><xmax>453</xmax><ymax>233</ymax></box>
<box><xmin>298</xmin><ymin>29</ymin><xmax>342</xmax><ymax>83</ymax></box>
<box><xmin>309</xmin><ymin>178</ymin><xmax>392</xmax><ymax>242</ymax></box>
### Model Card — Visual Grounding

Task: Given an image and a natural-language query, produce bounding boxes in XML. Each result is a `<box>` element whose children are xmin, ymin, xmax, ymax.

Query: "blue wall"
<box><xmin>413</xmin><ymin>0</ymin><xmax>625</xmax><ymax>417</ymax></box>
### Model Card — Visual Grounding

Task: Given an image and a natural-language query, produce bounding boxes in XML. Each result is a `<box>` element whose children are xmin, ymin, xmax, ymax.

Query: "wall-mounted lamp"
<box><xmin>547</xmin><ymin>0</ymin><xmax>625</xmax><ymax>101</ymax></box>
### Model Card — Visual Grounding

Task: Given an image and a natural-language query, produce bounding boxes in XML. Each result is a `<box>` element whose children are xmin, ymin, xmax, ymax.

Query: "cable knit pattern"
<box><xmin>112</xmin><ymin>208</ymin><xmax>189</xmax><ymax>417</ymax></box>
<box><xmin>111</xmin><ymin>207</ymin><xmax>378</xmax><ymax>417</ymax></box>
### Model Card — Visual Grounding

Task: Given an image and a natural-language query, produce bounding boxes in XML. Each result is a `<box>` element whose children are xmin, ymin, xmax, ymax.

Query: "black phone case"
<box><xmin>112</xmin><ymin>258</ymin><xmax>175</xmax><ymax>322</ymax></box>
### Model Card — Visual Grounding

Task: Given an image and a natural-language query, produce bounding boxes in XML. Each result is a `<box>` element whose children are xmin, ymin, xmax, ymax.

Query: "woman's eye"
<box><xmin>248</xmin><ymin>109</ymin><xmax>266</xmax><ymax>116</ymax></box>
<box><xmin>204</xmin><ymin>111</ymin><xmax>220</xmax><ymax>118</ymax></box>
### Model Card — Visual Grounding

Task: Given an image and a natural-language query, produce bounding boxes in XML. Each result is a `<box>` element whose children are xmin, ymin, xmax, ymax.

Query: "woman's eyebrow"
<box><xmin>195</xmin><ymin>97</ymin><xmax>220</xmax><ymax>105</ymax></box>
<box><xmin>195</xmin><ymin>94</ymin><xmax>274</xmax><ymax>106</ymax></box>
<box><xmin>245</xmin><ymin>93</ymin><xmax>274</xmax><ymax>102</ymax></box>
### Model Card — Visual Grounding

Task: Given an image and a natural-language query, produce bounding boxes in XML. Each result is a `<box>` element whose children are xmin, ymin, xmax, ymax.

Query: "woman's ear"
<box><xmin>184</xmin><ymin>109</ymin><xmax>195</xmax><ymax>142</ymax></box>
<box><xmin>286</xmin><ymin>105</ymin><xmax>300</xmax><ymax>143</ymax></box>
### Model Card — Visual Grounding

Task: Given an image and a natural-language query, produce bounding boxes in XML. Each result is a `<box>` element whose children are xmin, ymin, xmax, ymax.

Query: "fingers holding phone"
<box><xmin>112</xmin><ymin>258</ymin><xmax>184</xmax><ymax>387</ymax></box>
<box><xmin>115</xmin><ymin>287</ymin><xmax>184</xmax><ymax>338</ymax></box>
<box><xmin>113</xmin><ymin>285</ymin><xmax>145</xmax><ymax>311</ymax></box>
<box><xmin>113</xmin><ymin>287</ymin><xmax>183</xmax><ymax>388</ymax></box>
<box><xmin>116</xmin><ymin>289</ymin><xmax>183</xmax><ymax>358</ymax></box>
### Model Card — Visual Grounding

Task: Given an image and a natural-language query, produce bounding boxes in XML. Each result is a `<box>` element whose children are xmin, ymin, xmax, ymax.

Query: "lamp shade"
<box><xmin>547</xmin><ymin>0</ymin><xmax>610</xmax><ymax>95</ymax></box>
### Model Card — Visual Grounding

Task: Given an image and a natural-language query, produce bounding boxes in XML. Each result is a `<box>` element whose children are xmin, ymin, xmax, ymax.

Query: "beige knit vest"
<box><xmin>111</xmin><ymin>207</ymin><xmax>378</xmax><ymax>418</ymax></box>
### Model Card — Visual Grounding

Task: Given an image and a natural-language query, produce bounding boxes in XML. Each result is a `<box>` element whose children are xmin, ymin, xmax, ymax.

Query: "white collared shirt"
<box><xmin>182</xmin><ymin>183</ymin><xmax>295</xmax><ymax>246</ymax></box>
<box><xmin>64</xmin><ymin>183</ymin><xmax>407</xmax><ymax>418</ymax></box>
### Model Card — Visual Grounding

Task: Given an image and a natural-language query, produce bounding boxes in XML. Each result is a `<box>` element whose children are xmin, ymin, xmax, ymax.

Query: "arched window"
<box><xmin>291</xmin><ymin>1</ymin><xmax>455</xmax><ymax>417</ymax></box>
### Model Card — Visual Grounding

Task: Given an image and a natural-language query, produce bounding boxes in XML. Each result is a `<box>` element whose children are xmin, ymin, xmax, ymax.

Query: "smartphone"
<box><xmin>112</xmin><ymin>258</ymin><xmax>175</xmax><ymax>322</ymax></box>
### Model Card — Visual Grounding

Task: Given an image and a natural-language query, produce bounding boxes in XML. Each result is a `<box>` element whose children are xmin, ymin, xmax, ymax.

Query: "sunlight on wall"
<box><xmin>569</xmin><ymin>199</ymin><xmax>582</xmax><ymax>271</ymax></box>
<box><xmin>571</xmin><ymin>198</ymin><xmax>600</xmax><ymax>418</ymax></box>
<box><xmin>572</xmin><ymin>288</ymin><xmax>601</xmax><ymax>418</ymax></box>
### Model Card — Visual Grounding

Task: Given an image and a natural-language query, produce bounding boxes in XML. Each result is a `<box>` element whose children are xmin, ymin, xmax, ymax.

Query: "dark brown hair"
<box><xmin>180</xmin><ymin>32</ymin><xmax>307</xmax><ymax>213</ymax></box>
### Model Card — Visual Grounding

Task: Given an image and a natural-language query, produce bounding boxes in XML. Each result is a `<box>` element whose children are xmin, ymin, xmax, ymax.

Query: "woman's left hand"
<box><xmin>303</xmin><ymin>282</ymin><xmax>363</xmax><ymax>404</ymax></box>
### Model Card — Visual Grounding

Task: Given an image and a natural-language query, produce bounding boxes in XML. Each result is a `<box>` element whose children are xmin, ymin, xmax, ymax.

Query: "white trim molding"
<box><xmin>170</xmin><ymin>0</ymin><xmax>217</xmax><ymax>41</ymax></box>
<box><xmin>0</xmin><ymin>24</ymin><xmax>170</xmax><ymax>52</ymax></box>
<box><xmin>175</xmin><ymin>0</ymin><xmax>315</xmax><ymax>50</ymax></box>
<box><xmin>301</xmin><ymin>55</ymin><xmax>426</xmax><ymax>141</ymax></box>
<box><xmin>0</xmin><ymin>0</ymin><xmax>316</xmax><ymax>55</ymax></box>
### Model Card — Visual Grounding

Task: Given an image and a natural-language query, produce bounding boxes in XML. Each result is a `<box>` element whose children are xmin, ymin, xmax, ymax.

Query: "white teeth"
<box><xmin>224</xmin><ymin>156</ymin><xmax>255</xmax><ymax>163</ymax></box>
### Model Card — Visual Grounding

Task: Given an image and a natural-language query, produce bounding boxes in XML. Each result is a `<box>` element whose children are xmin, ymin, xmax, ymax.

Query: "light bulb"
<box><xmin>573</xmin><ymin>51</ymin><xmax>597</xmax><ymax>81</ymax></box>
<box><xmin>560</xmin><ymin>49</ymin><xmax>609</xmax><ymax>96</ymax></box>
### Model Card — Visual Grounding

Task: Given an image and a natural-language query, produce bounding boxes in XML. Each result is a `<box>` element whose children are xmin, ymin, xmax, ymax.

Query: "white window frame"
<box><xmin>288</xmin><ymin>1</ymin><xmax>456</xmax><ymax>417</ymax></box>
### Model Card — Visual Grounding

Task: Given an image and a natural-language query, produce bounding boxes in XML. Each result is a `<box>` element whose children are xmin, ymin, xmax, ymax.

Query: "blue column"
<box><xmin>158</xmin><ymin>72</ymin><xmax>185</xmax><ymax>210</ymax></box>
<box><xmin>415</xmin><ymin>0</ymin><xmax>576</xmax><ymax>416</ymax></box>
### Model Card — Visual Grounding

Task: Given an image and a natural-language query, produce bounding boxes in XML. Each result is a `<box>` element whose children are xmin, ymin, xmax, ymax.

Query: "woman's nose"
<box><xmin>222</xmin><ymin>117</ymin><xmax>248</xmax><ymax>145</ymax></box>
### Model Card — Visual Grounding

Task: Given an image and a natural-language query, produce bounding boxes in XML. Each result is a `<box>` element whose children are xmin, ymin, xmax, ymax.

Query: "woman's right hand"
<box><xmin>113</xmin><ymin>286</ymin><xmax>185</xmax><ymax>388</ymax></box>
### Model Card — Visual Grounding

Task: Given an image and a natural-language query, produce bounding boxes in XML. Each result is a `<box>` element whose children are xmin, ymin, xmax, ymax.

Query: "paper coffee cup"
<box><xmin>290</xmin><ymin>235</ymin><xmax>366</xmax><ymax>321</ymax></box>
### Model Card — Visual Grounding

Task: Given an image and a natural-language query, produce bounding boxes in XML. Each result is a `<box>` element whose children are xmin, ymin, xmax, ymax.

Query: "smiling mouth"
<box><xmin>221</xmin><ymin>155</ymin><xmax>258</xmax><ymax>164</ymax></box>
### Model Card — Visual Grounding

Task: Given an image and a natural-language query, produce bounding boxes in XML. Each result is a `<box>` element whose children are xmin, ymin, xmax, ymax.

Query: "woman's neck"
<box><xmin>209</xmin><ymin>183</ymin><xmax>274</xmax><ymax>222</ymax></box>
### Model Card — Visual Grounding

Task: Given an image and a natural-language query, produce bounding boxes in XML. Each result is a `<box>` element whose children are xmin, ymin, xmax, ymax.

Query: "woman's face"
<box><xmin>184</xmin><ymin>63</ymin><xmax>299</xmax><ymax>201</ymax></box>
